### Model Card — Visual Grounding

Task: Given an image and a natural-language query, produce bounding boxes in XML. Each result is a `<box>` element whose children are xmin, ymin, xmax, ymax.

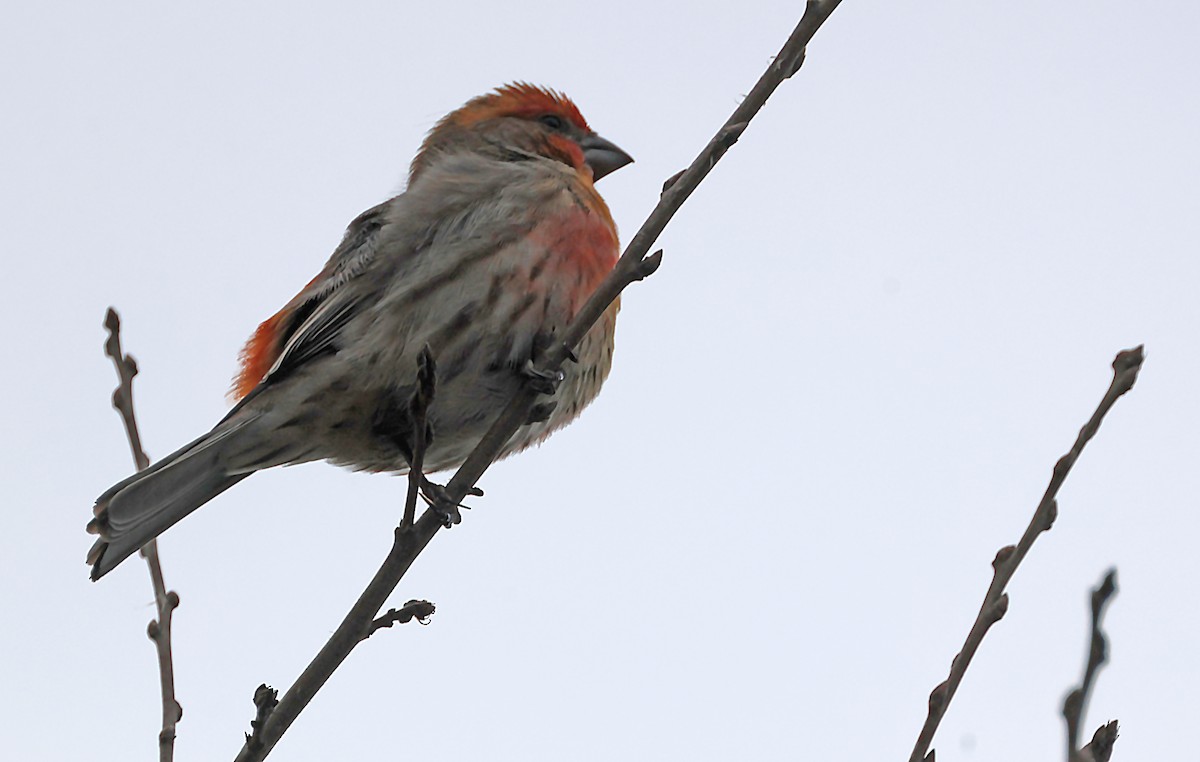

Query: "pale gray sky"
<box><xmin>3</xmin><ymin>2</ymin><xmax>1198</xmax><ymax>760</ymax></box>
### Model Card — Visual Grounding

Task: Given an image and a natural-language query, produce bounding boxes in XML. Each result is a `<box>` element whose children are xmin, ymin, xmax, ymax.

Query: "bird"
<box><xmin>87</xmin><ymin>83</ymin><xmax>632</xmax><ymax>580</ymax></box>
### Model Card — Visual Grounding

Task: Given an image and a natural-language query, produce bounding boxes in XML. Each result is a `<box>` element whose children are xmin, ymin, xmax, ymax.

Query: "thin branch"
<box><xmin>1078</xmin><ymin>720</ymin><xmax>1120</xmax><ymax>762</ymax></box>
<box><xmin>103</xmin><ymin>308</ymin><xmax>183</xmax><ymax>762</ymax></box>
<box><xmin>909</xmin><ymin>346</ymin><xmax>1144</xmax><ymax>762</ymax></box>
<box><xmin>237</xmin><ymin>355</ymin><xmax>443</xmax><ymax>762</ymax></box>
<box><xmin>365</xmin><ymin>600</ymin><xmax>436</xmax><ymax>640</ymax></box>
<box><xmin>1064</xmin><ymin>570</ymin><xmax>1119</xmax><ymax>762</ymax></box>
<box><xmin>235</xmin><ymin>517</ymin><xmax>442</xmax><ymax>762</ymax></box>
<box><xmin>234</xmin><ymin>4</ymin><xmax>845</xmax><ymax>759</ymax></box>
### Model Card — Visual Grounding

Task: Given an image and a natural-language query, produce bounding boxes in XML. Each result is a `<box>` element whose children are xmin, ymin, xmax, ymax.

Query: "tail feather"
<box><xmin>88</xmin><ymin>422</ymin><xmax>257</xmax><ymax>580</ymax></box>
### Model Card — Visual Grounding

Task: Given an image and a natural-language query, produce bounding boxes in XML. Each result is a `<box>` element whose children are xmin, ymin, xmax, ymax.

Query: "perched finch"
<box><xmin>88</xmin><ymin>84</ymin><xmax>632</xmax><ymax>580</ymax></box>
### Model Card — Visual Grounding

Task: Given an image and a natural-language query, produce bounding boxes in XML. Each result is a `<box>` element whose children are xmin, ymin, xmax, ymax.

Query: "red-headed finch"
<box><xmin>88</xmin><ymin>84</ymin><xmax>632</xmax><ymax>579</ymax></box>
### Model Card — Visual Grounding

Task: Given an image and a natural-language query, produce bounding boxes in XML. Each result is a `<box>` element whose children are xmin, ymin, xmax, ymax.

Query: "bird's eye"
<box><xmin>539</xmin><ymin>114</ymin><xmax>567</xmax><ymax>131</ymax></box>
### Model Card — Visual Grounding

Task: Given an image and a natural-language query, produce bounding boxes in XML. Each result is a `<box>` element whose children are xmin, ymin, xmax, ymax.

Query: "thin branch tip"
<box><xmin>1084</xmin><ymin>720</ymin><xmax>1120</xmax><ymax>761</ymax></box>
<box><xmin>910</xmin><ymin>349</ymin><xmax>1140</xmax><ymax>762</ymax></box>
<box><xmin>1113</xmin><ymin>344</ymin><xmax>1144</xmax><ymax>372</ymax></box>
<box><xmin>1064</xmin><ymin>570</ymin><xmax>1121</xmax><ymax>759</ymax></box>
<box><xmin>101</xmin><ymin>308</ymin><xmax>179</xmax><ymax>761</ymax></box>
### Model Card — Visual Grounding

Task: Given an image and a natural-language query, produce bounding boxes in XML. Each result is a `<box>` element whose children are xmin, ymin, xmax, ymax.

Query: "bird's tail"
<box><xmin>87</xmin><ymin>420</ymin><xmax>257</xmax><ymax>580</ymax></box>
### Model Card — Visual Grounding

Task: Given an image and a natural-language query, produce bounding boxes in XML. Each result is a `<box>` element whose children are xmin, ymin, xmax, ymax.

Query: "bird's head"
<box><xmin>410</xmin><ymin>83</ymin><xmax>633</xmax><ymax>185</ymax></box>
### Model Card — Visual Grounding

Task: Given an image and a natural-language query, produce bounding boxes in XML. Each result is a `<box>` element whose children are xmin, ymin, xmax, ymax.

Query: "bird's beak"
<box><xmin>580</xmin><ymin>133</ymin><xmax>633</xmax><ymax>181</ymax></box>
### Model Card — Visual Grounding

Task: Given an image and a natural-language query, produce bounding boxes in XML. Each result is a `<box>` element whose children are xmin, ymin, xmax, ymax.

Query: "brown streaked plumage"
<box><xmin>87</xmin><ymin>84</ymin><xmax>633</xmax><ymax>580</ymax></box>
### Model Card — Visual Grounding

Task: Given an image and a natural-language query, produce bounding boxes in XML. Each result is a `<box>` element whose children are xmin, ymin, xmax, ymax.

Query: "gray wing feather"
<box><xmin>265</xmin><ymin>201</ymin><xmax>389</xmax><ymax>383</ymax></box>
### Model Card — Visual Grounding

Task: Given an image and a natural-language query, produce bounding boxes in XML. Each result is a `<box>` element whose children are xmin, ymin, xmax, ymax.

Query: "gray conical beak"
<box><xmin>580</xmin><ymin>133</ymin><xmax>633</xmax><ymax>181</ymax></box>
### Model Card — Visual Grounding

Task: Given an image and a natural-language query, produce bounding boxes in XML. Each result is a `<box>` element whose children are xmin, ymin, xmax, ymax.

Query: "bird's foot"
<box><xmin>419</xmin><ymin>475</ymin><xmax>482</xmax><ymax>528</ymax></box>
<box><xmin>521</xmin><ymin>360</ymin><xmax>564</xmax><ymax>396</ymax></box>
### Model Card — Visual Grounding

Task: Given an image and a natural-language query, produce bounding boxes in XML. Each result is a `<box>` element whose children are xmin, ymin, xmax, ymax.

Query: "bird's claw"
<box><xmin>418</xmin><ymin>478</ymin><xmax>459</xmax><ymax>527</ymax></box>
<box><xmin>521</xmin><ymin>361</ymin><xmax>563</xmax><ymax>396</ymax></box>
<box><xmin>434</xmin><ymin>500</ymin><xmax>461</xmax><ymax>528</ymax></box>
<box><xmin>419</xmin><ymin>476</ymin><xmax>481</xmax><ymax>528</ymax></box>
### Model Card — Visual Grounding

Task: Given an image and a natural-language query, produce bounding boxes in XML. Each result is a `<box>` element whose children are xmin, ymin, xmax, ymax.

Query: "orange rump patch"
<box><xmin>231</xmin><ymin>309</ymin><xmax>289</xmax><ymax>401</ymax></box>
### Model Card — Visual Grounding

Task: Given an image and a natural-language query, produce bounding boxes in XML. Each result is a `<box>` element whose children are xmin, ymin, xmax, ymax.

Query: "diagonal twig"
<box><xmin>365</xmin><ymin>599</ymin><xmax>436</xmax><ymax>639</ymax></box>
<box><xmin>908</xmin><ymin>346</ymin><xmax>1143</xmax><ymax>762</ymax></box>
<box><xmin>1064</xmin><ymin>570</ymin><xmax>1119</xmax><ymax>762</ymax></box>
<box><xmin>233</xmin><ymin>4</ymin><xmax>845</xmax><ymax>759</ymax></box>
<box><xmin>236</xmin><ymin>351</ymin><xmax>442</xmax><ymax>762</ymax></box>
<box><xmin>103</xmin><ymin>308</ymin><xmax>183</xmax><ymax>762</ymax></box>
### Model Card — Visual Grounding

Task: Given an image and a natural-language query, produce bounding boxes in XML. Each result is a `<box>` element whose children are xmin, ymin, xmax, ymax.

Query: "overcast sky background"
<box><xmin>3</xmin><ymin>2</ymin><xmax>1198</xmax><ymax>760</ymax></box>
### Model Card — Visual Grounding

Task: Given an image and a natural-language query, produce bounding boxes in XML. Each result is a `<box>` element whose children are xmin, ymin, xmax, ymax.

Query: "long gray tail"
<box><xmin>87</xmin><ymin>421</ymin><xmax>256</xmax><ymax>580</ymax></box>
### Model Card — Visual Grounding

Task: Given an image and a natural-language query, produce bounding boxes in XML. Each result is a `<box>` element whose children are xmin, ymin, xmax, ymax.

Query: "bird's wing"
<box><xmin>233</xmin><ymin>154</ymin><xmax>615</xmax><ymax>404</ymax></box>
<box><xmin>231</xmin><ymin>200</ymin><xmax>389</xmax><ymax>399</ymax></box>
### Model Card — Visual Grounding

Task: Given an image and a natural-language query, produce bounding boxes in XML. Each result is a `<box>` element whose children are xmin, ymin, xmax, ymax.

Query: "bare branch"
<box><xmin>103</xmin><ymin>308</ymin><xmax>183</xmax><ymax>762</ymax></box>
<box><xmin>365</xmin><ymin>599</ymin><xmax>436</xmax><ymax>639</ymax></box>
<box><xmin>103</xmin><ymin>308</ymin><xmax>149</xmax><ymax>472</ymax></box>
<box><xmin>234</xmin><ymin>517</ymin><xmax>441</xmax><ymax>762</ymax></box>
<box><xmin>909</xmin><ymin>346</ymin><xmax>1144</xmax><ymax>762</ymax></box>
<box><xmin>1064</xmin><ymin>570</ymin><xmax>1119</xmax><ymax>762</ymax></box>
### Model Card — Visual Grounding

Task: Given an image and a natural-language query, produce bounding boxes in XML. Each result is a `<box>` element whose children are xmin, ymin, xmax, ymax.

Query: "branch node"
<box><xmin>985</xmin><ymin>594</ymin><xmax>1009</xmax><ymax>625</ymax></box>
<box><xmin>661</xmin><ymin>170</ymin><xmax>686</xmax><ymax>196</ymax></box>
<box><xmin>1053</xmin><ymin>455</ymin><xmax>1071</xmax><ymax>481</ymax></box>
<box><xmin>928</xmin><ymin>680</ymin><xmax>948</xmax><ymax>712</ymax></box>
<box><xmin>991</xmin><ymin>545</ymin><xmax>1015</xmax><ymax>571</ymax></box>
<box><xmin>1092</xmin><ymin>570</ymin><xmax>1117</xmax><ymax>613</ymax></box>
<box><xmin>243</xmin><ymin>684</ymin><xmax>279</xmax><ymax>750</ymax></box>
<box><xmin>1113</xmin><ymin>344</ymin><xmax>1143</xmax><ymax>368</ymax></box>
<box><xmin>636</xmin><ymin>250</ymin><xmax>664</xmax><ymax>280</ymax></box>
<box><xmin>1041</xmin><ymin>498</ymin><xmax>1059</xmax><ymax>532</ymax></box>
<box><xmin>718</xmin><ymin>121</ymin><xmax>749</xmax><ymax>148</ymax></box>
<box><xmin>367</xmin><ymin>599</ymin><xmax>437</xmax><ymax>638</ymax></box>
<box><xmin>776</xmin><ymin>47</ymin><xmax>807</xmax><ymax>78</ymax></box>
